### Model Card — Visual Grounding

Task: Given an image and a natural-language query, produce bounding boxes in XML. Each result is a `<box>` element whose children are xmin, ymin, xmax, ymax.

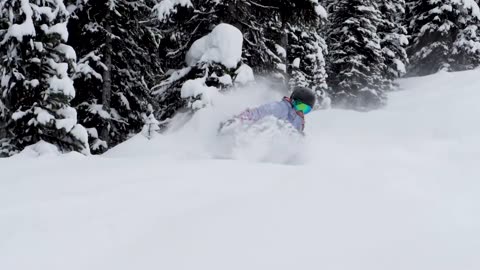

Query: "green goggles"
<box><xmin>293</xmin><ymin>100</ymin><xmax>312</xmax><ymax>114</ymax></box>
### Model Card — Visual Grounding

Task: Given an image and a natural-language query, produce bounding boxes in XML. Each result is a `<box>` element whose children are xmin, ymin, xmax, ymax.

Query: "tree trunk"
<box><xmin>101</xmin><ymin>8</ymin><xmax>112</xmax><ymax>144</ymax></box>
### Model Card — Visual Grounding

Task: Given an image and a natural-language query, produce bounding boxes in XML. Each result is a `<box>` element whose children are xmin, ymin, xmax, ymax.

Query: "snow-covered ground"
<box><xmin>1</xmin><ymin>70</ymin><xmax>479</xmax><ymax>270</ymax></box>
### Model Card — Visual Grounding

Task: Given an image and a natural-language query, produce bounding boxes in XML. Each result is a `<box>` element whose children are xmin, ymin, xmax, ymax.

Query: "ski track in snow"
<box><xmin>1</xmin><ymin>70</ymin><xmax>480</xmax><ymax>270</ymax></box>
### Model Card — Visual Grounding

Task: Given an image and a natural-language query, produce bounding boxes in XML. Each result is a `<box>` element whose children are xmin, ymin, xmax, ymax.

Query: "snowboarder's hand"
<box><xmin>218</xmin><ymin>118</ymin><xmax>238</xmax><ymax>134</ymax></box>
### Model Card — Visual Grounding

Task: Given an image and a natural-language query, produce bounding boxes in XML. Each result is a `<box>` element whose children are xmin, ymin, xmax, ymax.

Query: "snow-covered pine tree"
<box><xmin>154</xmin><ymin>0</ymin><xmax>321</xmax><ymax>79</ymax></box>
<box><xmin>377</xmin><ymin>0</ymin><xmax>409</xmax><ymax>90</ymax></box>
<box><xmin>68</xmin><ymin>0</ymin><xmax>162</xmax><ymax>153</ymax></box>
<box><xmin>154</xmin><ymin>0</ymin><xmax>214</xmax><ymax>72</ymax></box>
<box><xmin>257</xmin><ymin>0</ymin><xmax>328</xmax><ymax>93</ymax></box>
<box><xmin>407</xmin><ymin>0</ymin><xmax>458</xmax><ymax>75</ymax></box>
<box><xmin>326</xmin><ymin>0</ymin><xmax>386</xmax><ymax>110</ymax></box>
<box><xmin>407</xmin><ymin>0</ymin><xmax>480</xmax><ymax>76</ymax></box>
<box><xmin>0</xmin><ymin>0</ymin><xmax>89</xmax><ymax>156</ymax></box>
<box><xmin>451</xmin><ymin>0</ymin><xmax>480</xmax><ymax>70</ymax></box>
<box><xmin>287</xmin><ymin>23</ymin><xmax>329</xmax><ymax>108</ymax></box>
<box><xmin>152</xmin><ymin>0</ymin><xmax>218</xmax><ymax>122</ymax></box>
<box><xmin>0</xmin><ymin>0</ymin><xmax>8</xmax><ymax>153</ymax></box>
<box><xmin>288</xmin><ymin>26</ymin><xmax>328</xmax><ymax>90</ymax></box>
<box><xmin>153</xmin><ymin>23</ymin><xmax>253</xmax><ymax>123</ymax></box>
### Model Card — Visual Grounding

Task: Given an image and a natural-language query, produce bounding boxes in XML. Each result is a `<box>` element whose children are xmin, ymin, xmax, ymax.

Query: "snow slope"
<box><xmin>1</xmin><ymin>70</ymin><xmax>479</xmax><ymax>270</ymax></box>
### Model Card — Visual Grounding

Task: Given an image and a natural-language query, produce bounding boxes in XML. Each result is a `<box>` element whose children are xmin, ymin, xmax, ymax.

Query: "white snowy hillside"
<box><xmin>1</xmin><ymin>69</ymin><xmax>480</xmax><ymax>270</ymax></box>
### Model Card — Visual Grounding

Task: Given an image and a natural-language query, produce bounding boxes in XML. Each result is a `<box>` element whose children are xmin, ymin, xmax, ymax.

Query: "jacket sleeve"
<box><xmin>237</xmin><ymin>101</ymin><xmax>286</xmax><ymax>121</ymax></box>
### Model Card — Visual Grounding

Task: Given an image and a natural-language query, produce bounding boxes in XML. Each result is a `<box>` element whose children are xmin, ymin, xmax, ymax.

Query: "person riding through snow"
<box><xmin>220</xmin><ymin>86</ymin><xmax>316</xmax><ymax>133</ymax></box>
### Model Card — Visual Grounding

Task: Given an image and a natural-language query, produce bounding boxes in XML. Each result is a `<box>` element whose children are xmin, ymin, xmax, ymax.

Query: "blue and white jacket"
<box><xmin>237</xmin><ymin>97</ymin><xmax>305</xmax><ymax>132</ymax></box>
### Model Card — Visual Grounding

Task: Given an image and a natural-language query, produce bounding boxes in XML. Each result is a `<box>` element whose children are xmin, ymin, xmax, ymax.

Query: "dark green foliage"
<box><xmin>407</xmin><ymin>0</ymin><xmax>458</xmax><ymax>75</ymax></box>
<box><xmin>288</xmin><ymin>24</ymin><xmax>328</xmax><ymax>92</ymax></box>
<box><xmin>69</xmin><ymin>0</ymin><xmax>162</xmax><ymax>153</ymax></box>
<box><xmin>327</xmin><ymin>0</ymin><xmax>386</xmax><ymax>110</ymax></box>
<box><xmin>0</xmin><ymin>0</ymin><xmax>89</xmax><ymax>155</ymax></box>
<box><xmin>451</xmin><ymin>0</ymin><xmax>480</xmax><ymax>70</ymax></box>
<box><xmin>406</xmin><ymin>0</ymin><xmax>480</xmax><ymax>76</ymax></box>
<box><xmin>378</xmin><ymin>0</ymin><xmax>409</xmax><ymax>89</ymax></box>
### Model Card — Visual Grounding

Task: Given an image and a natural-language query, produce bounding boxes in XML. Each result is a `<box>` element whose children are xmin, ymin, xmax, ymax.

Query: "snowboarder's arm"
<box><xmin>237</xmin><ymin>102</ymin><xmax>284</xmax><ymax>121</ymax></box>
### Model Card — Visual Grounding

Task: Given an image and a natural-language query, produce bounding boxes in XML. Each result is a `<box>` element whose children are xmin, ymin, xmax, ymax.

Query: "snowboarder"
<box><xmin>219</xmin><ymin>86</ymin><xmax>316</xmax><ymax>133</ymax></box>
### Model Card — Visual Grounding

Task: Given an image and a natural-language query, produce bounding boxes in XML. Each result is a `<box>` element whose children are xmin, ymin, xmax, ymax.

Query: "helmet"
<box><xmin>290</xmin><ymin>86</ymin><xmax>316</xmax><ymax>108</ymax></box>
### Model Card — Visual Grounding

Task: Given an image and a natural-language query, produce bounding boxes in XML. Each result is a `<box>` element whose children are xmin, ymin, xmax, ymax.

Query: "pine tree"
<box><xmin>153</xmin><ymin>0</ymin><xmax>271</xmax><ymax>77</ymax></box>
<box><xmin>407</xmin><ymin>0</ymin><xmax>458</xmax><ymax>75</ymax></box>
<box><xmin>287</xmin><ymin>25</ymin><xmax>330</xmax><ymax>108</ymax></box>
<box><xmin>68</xmin><ymin>0</ymin><xmax>162</xmax><ymax>153</ymax></box>
<box><xmin>0</xmin><ymin>0</ymin><xmax>89</xmax><ymax>156</ymax></box>
<box><xmin>407</xmin><ymin>0</ymin><xmax>480</xmax><ymax>75</ymax></box>
<box><xmin>257</xmin><ymin>0</ymin><xmax>328</xmax><ymax>92</ymax></box>
<box><xmin>378</xmin><ymin>0</ymin><xmax>409</xmax><ymax>89</ymax></box>
<box><xmin>451</xmin><ymin>0</ymin><xmax>480</xmax><ymax>70</ymax></box>
<box><xmin>326</xmin><ymin>0</ymin><xmax>386</xmax><ymax>110</ymax></box>
<box><xmin>281</xmin><ymin>1</ymin><xmax>329</xmax><ymax>106</ymax></box>
<box><xmin>153</xmin><ymin>23</ymin><xmax>253</xmax><ymax>122</ymax></box>
<box><xmin>153</xmin><ymin>0</ymin><xmax>220</xmax><ymax>122</ymax></box>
